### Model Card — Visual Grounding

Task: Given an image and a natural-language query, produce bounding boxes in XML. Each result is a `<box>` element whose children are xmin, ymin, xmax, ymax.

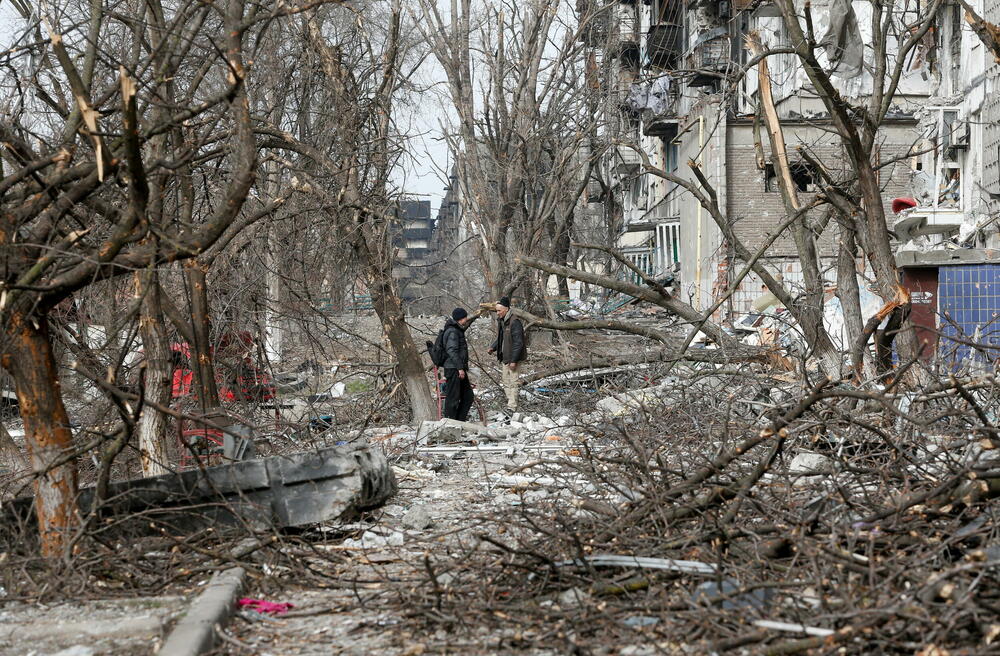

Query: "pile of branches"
<box><xmin>391</xmin><ymin>367</ymin><xmax>1000</xmax><ymax>654</ymax></box>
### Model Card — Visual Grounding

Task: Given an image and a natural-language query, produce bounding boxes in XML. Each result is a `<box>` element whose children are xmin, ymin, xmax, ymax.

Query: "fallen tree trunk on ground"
<box><xmin>497</xmin><ymin>304</ymin><xmax>768</xmax><ymax>366</ymax></box>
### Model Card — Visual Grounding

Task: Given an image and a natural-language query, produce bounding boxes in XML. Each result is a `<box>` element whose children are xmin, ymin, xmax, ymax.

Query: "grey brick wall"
<box><xmin>725</xmin><ymin>121</ymin><xmax>921</xmax><ymax>258</ymax></box>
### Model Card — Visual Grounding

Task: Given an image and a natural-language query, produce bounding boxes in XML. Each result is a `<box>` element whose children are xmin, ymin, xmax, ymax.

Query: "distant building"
<box><xmin>392</xmin><ymin>200</ymin><xmax>434</xmax><ymax>302</ymax></box>
<box><xmin>392</xmin><ymin>173</ymin><xmax>484</xmax><ymax>313</ymax></box>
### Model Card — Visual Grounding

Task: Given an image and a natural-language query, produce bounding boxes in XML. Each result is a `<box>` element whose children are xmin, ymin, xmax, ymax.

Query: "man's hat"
<box><xmin>497</xmin><ymin>296</ymin><xmax>511</xmax><ymax>308</ymax></box>
<box><xmin>452</xmin><ymin>307</ymin><xmax>468</xmax><ymax>321</ymax></box>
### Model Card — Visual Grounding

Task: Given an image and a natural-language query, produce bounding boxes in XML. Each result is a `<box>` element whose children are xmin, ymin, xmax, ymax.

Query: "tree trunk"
<box><xmin>751</xmin><ymin>38</ymin><xmax>844</xmax><ymax>378</ymax></box>
<box><xmin>185</xmin><ymin>261</ymin><xmax>220</xmax><ymax>411</ymax></box>
<box><xmin>365</xmin><ymin>264</ymin><xmax>436</xmax><ymax>424</ymax></box>
<box><xmin>836</xmin><ymin>224</ymin><xmax>875</xmax><ymax>379</ymax></box>
<box><xmin>352</xmin><ymin>210</ymin><xmax>434</xmax><ymax>422</ymax></box>
<box><xmin>136</xmin><ymin>273</ymin><xmax>171</xmax><ymax>475</ymax></box>
<box><xmin>2</xmin><ymin>312</ymin><xmax>79</xmax><ymax>557</ymax></box>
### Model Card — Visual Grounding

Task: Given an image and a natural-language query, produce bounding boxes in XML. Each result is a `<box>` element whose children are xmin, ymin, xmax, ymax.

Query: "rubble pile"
<box><xmin>5</xmin><ymin>327</ymin><xmax>1000</xmax><ymax>655</ymax></box>
<box><xmin>371</xmin><ymin>371</ymin><xmax>1000</xmax><ymax>655</ymax></box>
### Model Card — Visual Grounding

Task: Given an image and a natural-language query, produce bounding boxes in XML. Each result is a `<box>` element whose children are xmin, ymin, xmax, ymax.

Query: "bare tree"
<box><xmin>415</xmin><ymin>0</ymin><xmax>601</xmax><ymax>307</ymax></box>
<box><xmin>0</xmin><ymin>0</ymin><xmax>330</xmax><ymax>556</ymax></box>
<box><xmin>255</xmin><ymin>1</ymin><xmax>437</xmax><ymax>423</ymax></box>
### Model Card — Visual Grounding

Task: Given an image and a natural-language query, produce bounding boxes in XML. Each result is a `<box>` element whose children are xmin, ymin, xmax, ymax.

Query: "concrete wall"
<box><xmin>674</xmin><ymin>99</ymin><xmax>727</xmax><ymax>310</ymax></box>
<box><xmin>985</xmin><ymin>1</ymin><xmax>1000</xmax><ymax>194</ymax></box>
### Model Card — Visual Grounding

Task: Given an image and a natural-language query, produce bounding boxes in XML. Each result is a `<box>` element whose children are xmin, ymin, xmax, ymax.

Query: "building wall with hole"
<box><xmin>723</xmin><ymin>120</ymin><xmax>922</xmax><ymax>259</ymax></box>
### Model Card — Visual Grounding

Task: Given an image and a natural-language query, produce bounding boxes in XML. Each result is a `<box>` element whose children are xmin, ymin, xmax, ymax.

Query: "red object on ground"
<box><xmin>237</xmin><ymin>597</ymin><xmax>294</xmax><ymax>615</ymax></box>
<box><xmin>892</xmin><ymin>197</ymin><xmax>917</xmax><ymax>214</ymax></box>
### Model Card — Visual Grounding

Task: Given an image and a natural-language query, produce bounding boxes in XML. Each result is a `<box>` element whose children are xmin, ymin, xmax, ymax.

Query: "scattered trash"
<box><xmin>692</xmin><ymin>578</ymin><xmax>773</xmax><ymax>610</ymax></box>
<box><xmin>238</xmin><ymin>598</ymin><xmax>295</xmax><ymax>615</ymax></box>
<box><xmin>543</xmin><ymin>554</ymin><xmax>716</xmax><ymax>577</ymax></box>
<box><xmin>309</xmin><ymin>415</ymin><xmax>335</xmax><ymax>432</ymax></box>
<box><xmin>622</xmin><ymin>616</ymin><xmax>660</xmax><ymax>628</ymax></box>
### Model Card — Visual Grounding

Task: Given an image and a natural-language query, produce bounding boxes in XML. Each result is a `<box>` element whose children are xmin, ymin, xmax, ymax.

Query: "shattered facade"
<box><xmin>582</xmin><ymin>0</ymin><xmax>1000</xmax><ymax>331</ymax></box>
<box><xmin>392</xmin><ymin>173</ymin><xmax>484</xmax><ymax>313</ymax></box>
<box><xmin>392</xmin><ymin>200</ymin><xmax>435</xmax><ymax>300</ymax></box>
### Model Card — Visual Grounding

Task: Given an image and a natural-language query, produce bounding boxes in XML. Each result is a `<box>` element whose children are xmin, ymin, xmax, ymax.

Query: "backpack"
<box><xmin>426</xmin><ymin>327</ymin><xmax>449</xmax><ymax>367</ymax></box>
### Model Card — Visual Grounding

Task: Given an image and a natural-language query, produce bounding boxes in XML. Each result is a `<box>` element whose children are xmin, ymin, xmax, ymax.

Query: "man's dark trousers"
<box><xmin>443</xmin><ymin>368</ymin><xmax>474</xmax><ymax>421</ymax></box>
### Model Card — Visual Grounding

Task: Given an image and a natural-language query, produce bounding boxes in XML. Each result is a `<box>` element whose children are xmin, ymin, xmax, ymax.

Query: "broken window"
<box><xmin>764</xmin><ymin>162</ymin><xmax>817</xmax><ymax>193</ymax></box>
<box><xmin>924</xmin><ymin>107</ymin><xmax>967</xmax><ymax>209</ymax></box>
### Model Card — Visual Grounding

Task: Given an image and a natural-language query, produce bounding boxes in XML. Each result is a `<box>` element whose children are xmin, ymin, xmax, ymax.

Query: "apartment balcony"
<box><xmin>736</xmin><ymin>0</ymin><xmax>771</xmax><ymax>10</ymax></box>
<box><xmin>895</xmin><ymin>207</ymin><xmax>965</xmax><ymax>244</ymax></box>
<box><xmin>623</xmin><ymin>208</ymin><xmax>654</xmax><ymax>232</ymax></box>
<box><xmin>647</xmin><ymin>23</ymin><xmax>683</xmax><ymax>70</ymax></box>
<box><xmin>577</xmin><ymin>0</ymin><xmax>610</xmax><ymax>44</ymax></box>
<box><xmin>685</xmin><ymin>28</ymin><xmax>732</xmax><ymax>87</ymax></box>
<box><xmin>622</xmin><ymin>193</ymin><xmax>679</xmax><ymax>235</ymax></box>
<box><xmin>610</xmin><ymin>9</ymin><xmax>639</xmax><ymax>66</ymax></box>
<box><xmin>641</xmin><ymin>84</ymin><xmax>681</xmax><ymax>136</ymax></box>
<box><xmin>403</xmin><ymin>227</ymin><xmax>432</xmax><ymax>241</ymax></box>
<box><xmin>612</xmin><ymin>144</ymin><xmax>643</xmax><ymax>172</ymax></box>
<box><xmin>653</xmin><ymin>192</ymin><xmax>680</xmax><ymax>222</ymax></box>
<box><xmin>586</xmin><ymin>178</ymin><xmax>605</xmax><ymax>203</ymax></box>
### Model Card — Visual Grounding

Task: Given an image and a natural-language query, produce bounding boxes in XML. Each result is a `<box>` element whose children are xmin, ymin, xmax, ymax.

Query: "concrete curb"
<box><xmin>157</xmin><ymin>566</ymin><xmax>246</xmax><ymax>656</ymax></box>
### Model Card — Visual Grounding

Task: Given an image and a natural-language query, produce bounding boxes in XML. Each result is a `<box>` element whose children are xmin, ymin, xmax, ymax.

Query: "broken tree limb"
<box><xmin>669</xmin><ymin>198</ymin><xmax>814</xmax><ymax>377</ymax></box>
<box><xmin>623</xmin><ymin>134</ymin><xmax>797</xmax><ymax>313</ymax></box>
<box><xmin>749</xmin><ymin>32</ymin><xmax>801</xmax><ymax>215</ymax></box>
<box><xmin>505</xmin><ymin>305</ymin><xmax>766</xmax><ymax>365</ymax></box>
<box><xmin>570</xmin><ymin>241</ymin><xmax>673</xmax><ymax>299</ymax></box>
<box><xmin>0</xmin><ymin>420</ymin><xmax>28</xmax><ymax>471</ymax></box>
<box><xmin>958</xmin><ymin>0</ymin><xmax>1000</xmax><ymax>63</ymax></box>
<box><xmin>547</xmin><ymin>554</ymin><xmax>717</xmax><ymax>577</ymax></box>
<box><xmin>515</xmin><ymin>254</ymin><xmax>742</xmax><ymax>351</ymax></box>
<box><xmin>748</xmin><ymin>32</ymin><xmax>844</xmax><ymax>379</ymax></box>
<box><xmin>601</xmin><ymin>378</ymin><xmax>834</xmax><ymax>536</ymax></box>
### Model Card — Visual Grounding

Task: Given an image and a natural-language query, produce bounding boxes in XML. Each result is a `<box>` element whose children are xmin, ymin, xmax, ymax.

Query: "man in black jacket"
<box><xmin>487</xmin><ymin>296</ymin><xmax>526</xmax><ymax>416</ymax></box>
<box><xmin>442</xmin><ymin>307</ymin><xmax>474</xmax><ymax>421</ymax></box>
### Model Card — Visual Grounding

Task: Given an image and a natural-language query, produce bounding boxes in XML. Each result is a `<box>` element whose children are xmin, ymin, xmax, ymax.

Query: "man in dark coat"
<box><xmin>487</xmin><ymin>296</ymin><xmax>526</xmax><ymax>415</ymax></box>
<box><xmin>442</xmin><ymin>307</ymin><xmax>474</xmax><ymax>421</ymax></box>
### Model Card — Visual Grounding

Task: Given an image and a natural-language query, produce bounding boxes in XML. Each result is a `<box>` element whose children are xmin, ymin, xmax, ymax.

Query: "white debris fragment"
<box><xmin>788</xmin><ymin>452</ymin><xmax>834</xmax><ymax>477</ymax></box>
<box><xmin>342</xmin><ymin>530</ymin><xmax>404</xmax><ymax>548</ymax></box>
<box><xmin>401</xmin><ymin>504</ymin><xmax>434</xmax><ymax>530</ymax></box>
<box><xmin>557</xmin><ymin>587</ymin><xmax>591</xmax><ymax>608</ymax></box>
<box><xmin>416</xmin><ymin>418</ymin><xmax>516</xmax><ymax>443</ymax></box>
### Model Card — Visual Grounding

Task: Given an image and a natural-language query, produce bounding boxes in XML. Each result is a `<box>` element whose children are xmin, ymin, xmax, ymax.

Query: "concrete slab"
<box><xmin>416</xmin><ymin>418</ymin><xmax>515</xmax><ymax>443</ymax></box>
<box><xmin>157</xmin><ymin>567</ymin><xmax>245</xmax><ymax>656</ymax></box>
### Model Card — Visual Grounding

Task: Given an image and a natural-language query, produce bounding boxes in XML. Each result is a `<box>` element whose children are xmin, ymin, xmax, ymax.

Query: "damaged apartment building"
<box><xmin>582</xmin><ymin>0</ymin><xmax>1000</xmax><ymax>357</ymax></box>
<box><xmin>390</xmin><ymin>176</ymin><xmax>481</xmax><ymax>314</ymax></box>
